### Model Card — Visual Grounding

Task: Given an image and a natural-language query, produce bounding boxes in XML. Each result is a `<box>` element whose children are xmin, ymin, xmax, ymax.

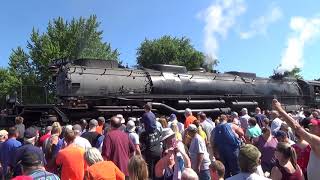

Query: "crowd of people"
<box><xmin>0</xmin><ymin>99</ymin><xmax>319</xmax><ymax>180</ymax></box>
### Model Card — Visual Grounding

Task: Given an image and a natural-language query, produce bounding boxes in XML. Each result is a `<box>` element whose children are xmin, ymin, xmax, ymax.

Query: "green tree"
<box><xmin>271</xmin><ymin>67</ymin><xmax>303</xmax><ymax>80</ymax></box>
<box><xmin>7</xmin><ymin>15</ymin><xmax>119</xmax><ymax>103</ymax></box>
<box><xmin>136</xmin><ymin>36</ymin><xmax>206</xmax><ymax>70</ymax></box>
<box><xmin>0</xmin><ymin>68</ymin><xmax>21</xmax><ymax>105</ymax></box>
<box><xmin>286</xmin><ymin>67</ymin><xmax>303</xmax><ymax>79</ymax></box>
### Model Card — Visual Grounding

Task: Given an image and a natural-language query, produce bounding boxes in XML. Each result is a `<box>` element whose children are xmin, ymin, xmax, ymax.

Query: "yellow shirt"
<box><xmin>175</xmin><ymin>132</ymin><xmax>182</xmax><ymax>141</ymax></box>
<box><xmin>198</xmin><ymin>127</ymin><xmax>207</xmax><ymax>141</ymax></box>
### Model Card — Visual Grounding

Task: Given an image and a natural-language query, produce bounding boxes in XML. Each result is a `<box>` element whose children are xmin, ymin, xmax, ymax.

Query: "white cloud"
<box><xmin>240</xmin><ymin>6</ymin><xmax>283</xmax><ymax>39</ymax></box>
<box><xmin>277</xmin><ymin>16</ymin><xmax>320</xmax><ymax>73</ymax></box>
<box><xmin>198</xmin><ymin>0</ymin><xmax>246</xmax><ymax>64</ymax></box>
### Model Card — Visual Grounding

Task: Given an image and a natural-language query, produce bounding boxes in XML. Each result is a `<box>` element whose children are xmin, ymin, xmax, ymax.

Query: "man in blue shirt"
<box><xmin>141</xmin><ymin>103</ymin><xmax>157</xmax><ymax>133</ymax></box>
<box><xmin>13</xmin><ymin>127</ymin><xmax>46</xmax><ymax>177</ymax></box>
<box><xmin>0</xmin><ymin>127</ymin><xmax>21</xmax><ymax>178</ymax></box>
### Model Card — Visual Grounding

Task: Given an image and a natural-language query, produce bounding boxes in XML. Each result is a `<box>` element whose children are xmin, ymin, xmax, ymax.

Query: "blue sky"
<box><xmin>0</xmin><ymin>0</ymin><xmax>320</xmax><ymax>80</ymax></box>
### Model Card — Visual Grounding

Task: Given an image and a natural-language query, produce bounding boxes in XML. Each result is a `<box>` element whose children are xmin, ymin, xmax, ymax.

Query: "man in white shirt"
<box><xmin>72</xmin><ymin>124</ymin><xmax>91</xmax><ymax>150</ymax></box>
<box><xmin>270</xmin><ymin>110</ymin><xmax>283</xmax><ymax>135</ymax></box>
<box><xmin>188</xmin><ymin>124</ymin><xmax>211</xmax><ymax>179</ymax></box>
<box><xmin>240</xmin><ymin>108</ymin><xmax>251</xmax><ymax>130</ymax></box>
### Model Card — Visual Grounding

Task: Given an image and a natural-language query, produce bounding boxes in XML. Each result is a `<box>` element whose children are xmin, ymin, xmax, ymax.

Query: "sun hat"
<box><xmin>160</xmin><ymin>128</ymin><xmax>175</xmax><ymax>141</ymax></box>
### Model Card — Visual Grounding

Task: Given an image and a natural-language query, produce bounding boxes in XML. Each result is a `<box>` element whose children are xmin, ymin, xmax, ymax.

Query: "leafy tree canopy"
<box><xmin>136</xmin><ymin>35</ymin><xmax>209</xmax><ymax>70</ymax></box>
<box><xmin>5</xmin><ymin>15</ymin><xmax>119</xmax><ymax>103</ymax></box>
<box><xmin>0</xmin><ymin>68</ymin><xmax>20</xmax><ymax>100</ymax></box>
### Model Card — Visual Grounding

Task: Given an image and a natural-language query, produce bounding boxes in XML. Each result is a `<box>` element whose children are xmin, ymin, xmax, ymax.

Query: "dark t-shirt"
<box><xmin>81</xmin><ymin>131</ymin><xmax>101</xmax><ymax>147</ymax></box>
<box><xmin>140</xmin><ymin>129</ymin><xmax>162</xmax><ymax>156</ymax></box>
<box><xmin>102</xmin><ymin>129</ymin><xmax>135</xmax><ymax>176</ymax></box>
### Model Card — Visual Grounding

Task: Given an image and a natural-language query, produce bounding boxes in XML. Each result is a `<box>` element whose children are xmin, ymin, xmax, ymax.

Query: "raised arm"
<box><xmin>272</xmin><ymin>99</ymin><xmax>320</xmax><ymax>155</ymax></box>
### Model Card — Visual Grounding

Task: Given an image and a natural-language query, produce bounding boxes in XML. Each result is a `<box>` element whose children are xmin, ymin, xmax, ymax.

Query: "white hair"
<box><xmin>65</xmin><ymin>125</ymin><xmax>73</xmax><ymax>131</ymax></box>
<box><xmin>84</xmin><ymin>148</ymin><xmax>104</xmax><ymax>166</ymax></box>
<box><xmin>181</xmin><ymin>168</ymin><xmax>199</xmax><ymax>180</ymax></box>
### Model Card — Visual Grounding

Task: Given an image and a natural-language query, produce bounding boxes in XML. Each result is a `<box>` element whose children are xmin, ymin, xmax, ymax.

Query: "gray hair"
<box><xmin>241</xmin><ymin>108</ymin><xmax>248</xmax><ymax>114</ymax></box>
<box><xmin>84</xmin><ymin>148</ymin><xmax>104</xmax><ymax>166</ymax></box>
<box><xmin>89</xmin><ymin>119</ymin><xmax>98</xmax><ymax>129</ymax></box>
<box><xmin>181</xmin><ymin>168</ymin><xmax>199</xmax><ymax>180</ymax></box>
<box><xmin>185</xmin><ymin>108</ymin><xmax>192</xmax><ymax>116</ymax></box>
<box><xmin>45</xmin><ymin>126</ymin><xmax>52</xmax><ymax>133</ymax></box>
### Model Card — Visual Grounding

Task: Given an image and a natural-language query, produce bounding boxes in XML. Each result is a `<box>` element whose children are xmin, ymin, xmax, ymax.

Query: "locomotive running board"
<box><xmin>151</xmin><ymin>102</ymin><xmax>231</xmax><ymax>114</ymax></box>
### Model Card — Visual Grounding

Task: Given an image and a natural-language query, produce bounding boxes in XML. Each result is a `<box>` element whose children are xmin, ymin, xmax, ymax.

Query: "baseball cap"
<box><xmin>20</xmin><ymin>151</ymin><xmax>43</xmax><ymax>167</ymax></box>
<box><xmin>309</xmin><ymin>119</ymin><xmax>320</xmax><ymax>126</ymax></box>
<box><xmin>275</xmin><ymin>130</ymin><xmax>288</xmax><ymax>138</ymax></box>
<box><xmin>24</xmin><ymin>127</ymin><xmax>38</xmax><ymax>139</ymax></box>
<box><xmin>187</xmin><ymin>124</ymin><xmax>198</xmax><ymax>132</ymax></box>
<box><xmin>231</xmin><ymin>111</ymin><xmax>238</xmax><ymax>117</ymax></box>
<box><xmin>239</xmin><ymin>144</ymin><xmax>261</xmax><ymax>164</ymax></box>
<box><xmin>169</xmin><ymin>114</ymin><xmax>177</xmax><ymax>121</ymax></box>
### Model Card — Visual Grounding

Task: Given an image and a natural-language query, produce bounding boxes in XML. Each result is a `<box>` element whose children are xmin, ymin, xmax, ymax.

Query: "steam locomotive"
<box><xmin>3</xmin><ymin>58</ymin><xmax>320</xmax><ymax>126</ymax></box>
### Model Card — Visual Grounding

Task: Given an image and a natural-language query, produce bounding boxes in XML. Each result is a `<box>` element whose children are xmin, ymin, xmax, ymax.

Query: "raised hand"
<box><xmin>272</xmin><ymin>99</ymin><xmax>283</xmax><ymax>111</ymax></box>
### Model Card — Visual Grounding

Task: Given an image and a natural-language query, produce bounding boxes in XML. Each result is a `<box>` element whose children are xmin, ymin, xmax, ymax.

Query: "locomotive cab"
<box><xmin>301</xmin><ymin>80</ymin><xmax>320</xmax><ymax>108</ymax></box>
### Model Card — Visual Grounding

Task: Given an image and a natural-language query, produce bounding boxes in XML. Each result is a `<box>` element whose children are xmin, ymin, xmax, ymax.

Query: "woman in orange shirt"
<box><xmin>84</xmin><ymin>147</ymin><xmax>125</xmax><ymax>180</ymax></box>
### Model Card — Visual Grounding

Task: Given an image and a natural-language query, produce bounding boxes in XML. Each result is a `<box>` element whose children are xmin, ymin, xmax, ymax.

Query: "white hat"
<box><xmin>160</xmin><ymin>128</ymin><xmax>175</xmax><ymax>141</ymax></box>
<box><xmin>126</xmin><ymin>120</ymin><xmax>136</xmax><ymax>133</ymax></box>
<box><xmin>116</xmin><ymin>114</ymin><xmax>125</xmax><ymax>124</ymax></box>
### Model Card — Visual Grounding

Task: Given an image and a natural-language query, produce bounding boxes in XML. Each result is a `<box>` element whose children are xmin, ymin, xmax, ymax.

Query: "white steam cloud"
<box><xmin>240</xmin><ymin>6</ymin><xmax>283</xmax><ymax>39</ymax></box>
<box><xmin>277</xmin><ymin>16</ymin><xmax>320</xmax><ymax>73</ymax></box>
<box><xmin>199</xmin><ymin>0</ymin><xmax>246</xmax><ymax>65</ymax></box>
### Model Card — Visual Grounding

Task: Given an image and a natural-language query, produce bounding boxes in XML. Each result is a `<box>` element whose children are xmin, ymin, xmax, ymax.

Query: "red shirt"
<box><xmin>292</xmin><ymin>144</ymin><xmax>311</xmax><ymax>173</ymax></box>
<box><xmin>102</xmin><ymin>129</ymin><xmax>135</xmax><ymax>176</ymax></box>
<box><xmin>38</xmin><ymin>133</ymin><xmax>51</xmax><ymax>147</ymax></box>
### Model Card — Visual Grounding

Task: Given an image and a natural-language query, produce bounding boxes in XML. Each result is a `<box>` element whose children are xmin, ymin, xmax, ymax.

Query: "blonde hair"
<box><xmin>51</xmin><ymin>122</ymin><xmax>62</xmax><ymax>135</ymax></box>
<box><xmin>171</xmin><ymin>123</ymin><xmax>179</xmax><ymax>133</ymax></box>
<box><xmin>84</xmin><ymin>148</ymin><xmax>104</xmax><ymax>166</ymax></box>
<box><xmin>128</xmin><ymin>155</ymin><xmax>148</xmax><ymax>180</ymax></box>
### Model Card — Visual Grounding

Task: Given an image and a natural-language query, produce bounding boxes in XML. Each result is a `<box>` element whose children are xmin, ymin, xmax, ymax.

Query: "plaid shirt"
<box><xmin>28</xmin><ymin>169</ymin><xmax>60</xmax><ymax>180</ymax></box>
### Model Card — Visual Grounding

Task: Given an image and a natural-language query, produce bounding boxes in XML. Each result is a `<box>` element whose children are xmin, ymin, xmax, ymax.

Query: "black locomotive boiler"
<box><xmin>6</xmin><ymin>59</ymin><xmax>320</xmax><ymax>126</ymax></box>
